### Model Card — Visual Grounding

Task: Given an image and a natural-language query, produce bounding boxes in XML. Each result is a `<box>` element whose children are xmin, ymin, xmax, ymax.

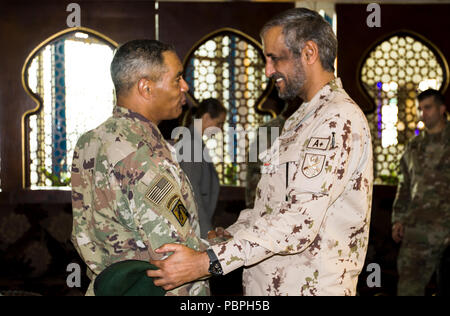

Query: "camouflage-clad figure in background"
<box><xmin>246</xmin><ymin>101</ymin><xmax>298</xmax><ymax>208</ymax></box>
<box><xmin>71</xmin><ymin>40</ymin><xmax>209</xmax><ymax>296</ymax></box>
<box><xmin>392</xmin><ymin>89</ymin><xmax>450</xmax><ymax>296</ymax></box>
<box><xmin>245</xmin><ymin>113</ymin><xmax>286</xmax><ymax>208</ymax></box>
<box><xmin>147</xmin><ymin>9</ymin><xmax>374</xmax><ymax>296</ymax></box>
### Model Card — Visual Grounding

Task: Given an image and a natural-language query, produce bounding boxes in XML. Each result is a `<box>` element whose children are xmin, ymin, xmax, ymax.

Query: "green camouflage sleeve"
<box><xmin>71</xmin><ymin>134</ymin><xmax>150</xmax><ymax>277</ymax></box>
<box><xmin>392</xmin><ymin>150</ymin><xmax>412</xmax><ymax>225</ymax></box>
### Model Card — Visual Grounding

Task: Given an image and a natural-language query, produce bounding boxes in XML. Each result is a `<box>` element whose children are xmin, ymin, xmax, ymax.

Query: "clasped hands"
<box><xmin>146</xmin><ymin>227</ymin><xmax>231</xmax><ymax>291</ymax></box>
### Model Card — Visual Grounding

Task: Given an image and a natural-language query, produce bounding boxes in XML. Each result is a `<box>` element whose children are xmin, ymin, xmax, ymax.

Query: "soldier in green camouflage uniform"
<box><xmin>392</xmin><ymin>89</ymin><xmax>450</xmax><ymax>296</ymax></box>
<box><xmin>71</xmin><ymin>40</ymin><xmax>210</xmax><ymax>296</ymax></box>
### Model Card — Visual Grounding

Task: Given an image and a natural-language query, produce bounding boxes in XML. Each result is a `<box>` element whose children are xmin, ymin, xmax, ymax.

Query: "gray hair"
<box><xmin>110</xmin><ymin>39</ymin><xmax>175</xmax><ymax>96</ymax></box>
<box><xmin>261</xmin><ymin>8</ymin><xmax>337</xmax><ymax>72</ymax></box>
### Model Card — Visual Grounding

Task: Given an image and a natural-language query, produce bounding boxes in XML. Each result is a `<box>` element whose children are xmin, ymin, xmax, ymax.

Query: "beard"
<box><xmin>273</xmin><ymin>63</ymin><xmax>306</xmax><ymax>100</ymax></box>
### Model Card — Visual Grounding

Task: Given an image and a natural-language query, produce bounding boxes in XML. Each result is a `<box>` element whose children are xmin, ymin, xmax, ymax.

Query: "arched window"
<box><xmin>183</xmin><ymin>28</ymin><xmax>273</xmax><ymax>186</ymax></box>
<box><xmin>359</xmin><ymin>31</ymin><xmax>448</xmax><ymax>184</ymax></box>
<box><xmin>22</xmin><ymin>27</ymin><xmax>117</xmax><ymax>189</ymax></box>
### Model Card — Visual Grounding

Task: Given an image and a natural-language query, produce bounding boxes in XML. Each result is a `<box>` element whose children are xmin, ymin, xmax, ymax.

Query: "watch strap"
<box><xmin>206</xmin><ymin>248</ymin><xmax>223</xmax><ymax>276</ymax></box>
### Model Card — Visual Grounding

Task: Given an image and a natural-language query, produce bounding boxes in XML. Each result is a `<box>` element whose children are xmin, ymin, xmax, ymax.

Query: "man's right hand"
<box><xmin>392</xmin><ymin>222</ymin><xmax>404</xmax><ymax>243</ymax></box>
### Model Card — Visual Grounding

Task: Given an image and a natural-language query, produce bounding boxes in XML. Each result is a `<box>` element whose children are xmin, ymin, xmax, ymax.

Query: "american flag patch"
<box><xmin>145</xmin><ymin>176</ymin><xmax>174</xmax><ymax>205</ymax></box>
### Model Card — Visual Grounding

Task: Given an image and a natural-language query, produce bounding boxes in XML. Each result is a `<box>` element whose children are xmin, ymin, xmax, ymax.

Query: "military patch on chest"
<box><xmin>302</xmin><ymin>153</ymin><xmax>326</xmax><ymax>178</ymax></box>
<box><xmin>167</xmin><ymin>195</ymin><xmax>189</xmax><ymax>226</ymax></box>
<box><xmin>145</xmin><ymin>176</ymin><xmax>174</xmax><ymax>205</ymax></box>
<box><xmin>307</xmin><ymin>137</ymin><xmax>330</xmax><ymax>150</ymax></box>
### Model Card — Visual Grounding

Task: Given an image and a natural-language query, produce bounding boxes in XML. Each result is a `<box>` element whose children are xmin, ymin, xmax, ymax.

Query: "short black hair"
<box><xmin>195</xmin><ymin>98</ymin><xmax>227</xmax><ymax>119</ymax></box>
<box><xmin>110</xmin><ymin>39</ymin><xmax>175</xmax><ymax>96</ymax></box>
<box><xmin>417</xmin><ymin>89</ymin><xmax>445</xmax><ymax>105</ymax></box>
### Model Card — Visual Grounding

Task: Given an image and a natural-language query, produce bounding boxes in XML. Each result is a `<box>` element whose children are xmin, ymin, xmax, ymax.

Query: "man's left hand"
<box><xmin>147</xmin><ymin>243</ymin><xmax>210</xmax><ymax>291</ymax></box>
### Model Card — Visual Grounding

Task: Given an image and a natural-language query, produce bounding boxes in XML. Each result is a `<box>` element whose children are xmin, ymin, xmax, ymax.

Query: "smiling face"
<box><xmin>263</xmin><ymin>26</ymin><xmax>306</xmax><ymax>100</ymax></box>
<box><xmin>150</xmin><ymin>51</ymin><xmax>189</xmax><ymax>122</ymax></box>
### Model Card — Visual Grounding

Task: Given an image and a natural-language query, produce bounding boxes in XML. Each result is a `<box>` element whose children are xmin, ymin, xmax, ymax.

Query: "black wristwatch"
<box><xmin>206</xmin><ymin>248</ymin><xmax>223</xmax><ymax>276</ymax></box>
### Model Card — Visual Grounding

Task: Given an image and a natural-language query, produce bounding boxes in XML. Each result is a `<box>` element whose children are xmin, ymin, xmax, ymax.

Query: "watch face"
<box><xmin>209</xmin><ymin>261</ymin><xmax>223</xmax><ymax>275</ymax></box>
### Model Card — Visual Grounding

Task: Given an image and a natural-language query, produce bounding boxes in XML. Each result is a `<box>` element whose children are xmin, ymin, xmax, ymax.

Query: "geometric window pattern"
<box><xmin>23</xmin><ymin>30</ymin><xmax>116</xmax><ymax>188</ymax></box>
<box><xmin>184</xmin><ymin>29</ymin><xmax>272</xmax><ymax>186</ymax></box>
<box><xmin>360</xmin><ymin>33</ymin><xmax>447</xmax><ymax>184</ymax></box>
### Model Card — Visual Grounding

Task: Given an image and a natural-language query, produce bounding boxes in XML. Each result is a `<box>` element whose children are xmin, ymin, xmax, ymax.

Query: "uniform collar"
<box><xmin>283</xmin><ymin>78</ymin><xmax>342</xmax><ymax>131</ymax></box>
<box><xmin>422</xmin><ymin>120</ymin><xmax>450</xmax><ymax>143</ymax></box>
<box><xmin>113</xmin><ymin>106</ymin><xmax>163</xmax><ymax>141</ymax></box>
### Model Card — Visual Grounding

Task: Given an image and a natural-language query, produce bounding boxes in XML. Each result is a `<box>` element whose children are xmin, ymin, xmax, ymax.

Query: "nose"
<box><xmin>265</xmin><ymin>60</ymin><xmax>275</xmax><ymax>79</ymax></box>
<box><xmin>181</xmin><ymin>78</ymin><xmax>189</xmax><ymax>92</ymax></box>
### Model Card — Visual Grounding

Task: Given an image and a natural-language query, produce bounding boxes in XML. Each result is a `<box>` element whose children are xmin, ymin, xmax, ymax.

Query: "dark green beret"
<box><xmin>94</xmin><ymin>260</ymin><xmax>166</xmax><ymax>296</ymax></box>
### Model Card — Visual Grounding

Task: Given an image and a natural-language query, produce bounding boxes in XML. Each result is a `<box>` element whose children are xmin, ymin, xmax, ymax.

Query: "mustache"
<box><xmin>271</xmin><ymin>73</ymin><xmax>286</xmax><ymax>81</ymax></box>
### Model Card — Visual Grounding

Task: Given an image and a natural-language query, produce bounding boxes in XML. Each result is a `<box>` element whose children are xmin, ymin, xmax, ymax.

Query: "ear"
<box><xmin>440</xmin><ymin>103</ymin><xmax>447</xmax><ymax>116</ymax></box>
<box><xmin>137</xmin><ymin>78</ymin><xmax>152</xmax><ymax>99</ymax></box>
<box><xmin>302</xmin><ymin>40</ymin><xmax>319</xmax><ymax>65</ymax></box>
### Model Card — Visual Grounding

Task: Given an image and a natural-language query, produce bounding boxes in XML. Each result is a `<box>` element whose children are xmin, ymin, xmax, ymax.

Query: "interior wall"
<box><xmin>1</xmin><ymin>1</ymin><xmax>446</xmax><ymax>296</ymax></box>
<box><xmin>0</xmin><ymin>0</ymin><xmax>292</xmax><ymax>295</ymax></box>
<box><xmin>336</xmin><ymin>3</ymin><xmax>450</xmax><ymax>113</ymax></box>
<box><xmin>0</xmin><ymin>0</ymin><xmax>156</xmax><ymax>192</ymax></box>
<box><xmin>0</xmin><ymin>0</ymin><xmax>293</xmax><ymax>193</ymax></box>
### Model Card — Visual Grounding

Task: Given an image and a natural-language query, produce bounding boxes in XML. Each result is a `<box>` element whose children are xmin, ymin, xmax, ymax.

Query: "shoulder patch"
<box><xmin>168</xmin><ymin>196</ymin><xmax>189</xmax><ymax>227</ymax></box>
<box><xmin>145</xmin><ymin>176</ymin><xmax>174</xmax><ymax>205</ymax></box>
<box><xmin>302</xmin><ymin>153</ymin><xmax>326</xmax><ymax>178</ymax></box>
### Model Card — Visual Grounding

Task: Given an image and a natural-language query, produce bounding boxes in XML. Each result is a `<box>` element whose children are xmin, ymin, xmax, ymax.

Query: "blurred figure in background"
<box><xmin>177</xmin><ymin>98</ymin><xmax>227</xmax><ymax>238</ymax></box>
<box><xmin>245</xmin><ymin>99</ymin><xmax>298</xmax><ymax>208</ymax></box>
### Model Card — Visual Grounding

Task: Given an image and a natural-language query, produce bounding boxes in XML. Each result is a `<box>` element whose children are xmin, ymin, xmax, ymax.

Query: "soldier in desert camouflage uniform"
<box><xmin>392</xmin><ymin>89</ymin><xmax>450</xmax><ymax>296</ymax></box>
<box><xmin>71</xmin><ymin>40</ymin><xmax>210</xmax><ymax>296</ymax></box>
<box><xmin>147</xmin><ymin>8</ymin><xmax>373</xmax><ymax>296</ymax></box>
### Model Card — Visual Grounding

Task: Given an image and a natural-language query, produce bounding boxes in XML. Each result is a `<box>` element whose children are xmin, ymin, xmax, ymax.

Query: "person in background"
<box><xmin>176</xmin><ymin>98</ymin><xmax>227</xmax><ymax>239</ymax></box>
<box><xmin>245</xmin><ymin>100</ymin><xmax>298</xmax><ymax>208</ymax></box>
<box><xmin>392</xmin><ymin>88</ymin><xmax>450</xmax><ymax>296</ymax></box>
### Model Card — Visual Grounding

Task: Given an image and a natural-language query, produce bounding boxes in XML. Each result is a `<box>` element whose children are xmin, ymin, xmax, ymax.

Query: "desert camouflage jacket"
<box><xmin>211</xmin><ymin>78</ymin><xmax>374</xmax><ymax>296</ymax></box>
<box><xmin>71</xmin><ymin>106</ymin><xmax>209</xmax><ymax>296</ymax></box>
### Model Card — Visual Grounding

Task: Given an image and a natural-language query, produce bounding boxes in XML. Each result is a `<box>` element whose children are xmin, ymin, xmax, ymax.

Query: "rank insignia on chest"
<box><xmin>167</xmin><ymin>195</ymin><xmax>189</xmax><ymax>227</ymax></box>
<box><xmin>307</xmin><ymin>137</ymin><xmax>330</xmax><ymax>150</ymax></box>
<box><xmin>302</xmin><ymin>153</ymin><xmax>326</xmax><ymax>178</ymax></box>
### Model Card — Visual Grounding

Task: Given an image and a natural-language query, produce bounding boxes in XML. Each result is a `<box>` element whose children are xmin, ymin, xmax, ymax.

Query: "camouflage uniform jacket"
<box><xmin>71</xmin><ymin>106</ymin><xmax>209</xmax><ymax>296</ymax></box>
<box><xmin>210</xmin><ymin>78</ymin><xmax>373</xmax><ymax>296</ymax></box>
<box><xmin>392</xmin><ymin>121</ymin><xmax>450</xmax><ymax>237</ymax></box>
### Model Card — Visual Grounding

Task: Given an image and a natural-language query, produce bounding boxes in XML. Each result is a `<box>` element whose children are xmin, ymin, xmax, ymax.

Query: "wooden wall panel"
<box><xmin>0</xmin><ymin>0</ymin><xmax>155</xmax><ymax>192</ymax></box>
<box><xmin>159</xmin><ymin>2</ymin><xmax>294</xmax><ymax>60</ymax></box>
